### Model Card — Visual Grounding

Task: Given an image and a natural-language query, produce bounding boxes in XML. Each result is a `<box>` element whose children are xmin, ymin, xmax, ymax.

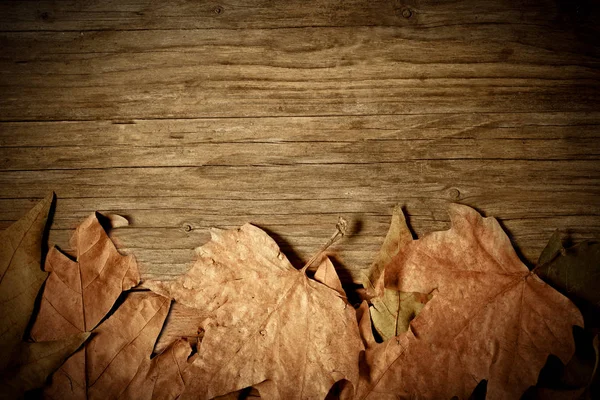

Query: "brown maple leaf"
<box><xmin>148</xmin><ymin>223</ymin><xmax>363</xmax><ymax>399</ymax></box>
<box><xmin>30</xmin><ymin>212</ymin><xmax>185</xmax><ymax>399</ymax></box>
<box><xmin>85</xmin><ymin>292</ymin><xmax>185</xmax><ymax>400</ymax></box>
<box><xmin>31</xmin><ymin>212</ymin><xmax>140</xmax><ymax>339</ymax></box>
<box><xmin>122</xmin><ymin>336</ymin><xmax>193</xmax><ymax>400</ymax></box>
<box><xmin>358</xmin><ymin>204</ymin><xmax>583</xmax><ymax>400</ymax></box>
<box><xmin>0</xmin><ymin>194</ymin><xmax>89</xmax><ymax>397</ymax></box>
<box><xmin>40</xmin><ymin>289</ymin><xmax>186</xmax><ymax>399</ymax></box>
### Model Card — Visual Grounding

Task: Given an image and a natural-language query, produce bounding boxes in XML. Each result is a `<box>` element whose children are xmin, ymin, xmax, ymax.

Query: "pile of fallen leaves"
<box><xmin>1</xmin><ymin>194</ymin><xmax>598</xmax><ymax>399</ymax></box>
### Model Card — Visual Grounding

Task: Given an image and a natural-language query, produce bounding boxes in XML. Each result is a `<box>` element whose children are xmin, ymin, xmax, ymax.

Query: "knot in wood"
<box><xmin>449</xmin><ymin>188</ymin><xmax>461</xmax><ymax>200</ymax></box>
<box><xmin>400</xmin><ymin>7</ymin><xmax>412</xmax><ymax>19</ymax></box>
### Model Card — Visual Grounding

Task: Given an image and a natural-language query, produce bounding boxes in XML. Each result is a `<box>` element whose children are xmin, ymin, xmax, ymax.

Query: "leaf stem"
<box><xmin>301</xmin><ymin>217</ymin><xmax>348</xmax><ymax>273</ymax></box>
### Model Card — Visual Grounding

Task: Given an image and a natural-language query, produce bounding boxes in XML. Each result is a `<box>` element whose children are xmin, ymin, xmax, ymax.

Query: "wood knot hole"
<box><xmin>449</xmin><ymin>188</ymin><xmax>461</xmax><ymax>200</ymax></box>
<box><xmin>183</xmin><ymin>223</ymin><xmax>193</xmax><ymax>232</ymax></box>
<box><xmin>400</xmin><ymin>7</ymin><xmax>413</xmax><ymax>19</ymax></box>
<box><xmin>213</xmin><ymin>6</ymin><xmax>224</xmax><ymax>15</ymax></box>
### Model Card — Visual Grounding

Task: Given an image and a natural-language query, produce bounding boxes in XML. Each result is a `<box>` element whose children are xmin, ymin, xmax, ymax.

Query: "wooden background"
<box><xmin>1</xmin><ymin>0</ymin><xmax>599</xmax><ymax>291</ymax></box>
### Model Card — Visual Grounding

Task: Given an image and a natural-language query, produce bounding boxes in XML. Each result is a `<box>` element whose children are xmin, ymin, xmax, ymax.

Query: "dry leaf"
<box><xmin>0</xmin><ymin>194</ymin><xmax>89</xmax><ymax>397</ymax></box>
<box><xmin>525</xmin><ymin>329</ymin><xmax>598</xmax><ymax>400</ymax></box>
<box><xmin>0</xmin><ymin>333</ymin><xmax>91</xmax><ymax>399</ymax></box>
<box><xmin>32</xmin><ymin>212</ymin><xmax>140</xmax><ymax>339</ymax></box>
<box><xmin>148</xmin><ymin>223</ymin><xmax>362</xmax><ymax>399</ymax></box>
<box><xmin>1</xmin><ymin>194</ymin><xmax>54</xmax><ymax>357</ymax></box>
<box><xmin>360</xmin><ymin>206</ymin><xmax>430</xmax><ymax>341</ymax></box>
<box><xmin>40</xmin><ymin>291</ymin><xmax>178</xmax><ymax>399</ymax></box>
<box><xmin>526</xmin><ymin>232</ymin><xmax>600</xmax><ymax>399</ymax></box>
<box><xmin>122</xmin><ymin>337</ymin><xmax>193</xmax><ymax>400</ymax></box>
<box><xmin>29</xmin><ymin>212</ymin><xmax>147</xmax><ymax>399</ymax></box>
<box><xmin>536</xmin><ymin>231</ymin><xmax>600</xmax><ymax>329</ymax></box>
<box><xmin>358</xmin><ymin>204</ymin><xmax>583</xmax><ymax>400</ymax></box>
<box><xmin>86</xmin><ymin>292</ymin><xmax>178</xmax><ymax>399</ymax></box>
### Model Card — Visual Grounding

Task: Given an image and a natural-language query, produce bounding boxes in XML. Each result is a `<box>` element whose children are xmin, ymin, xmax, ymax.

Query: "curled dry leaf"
<box><xmin>360</xmin><ymin>205</ymin><xmax>430</xmax><ymax>341</ymax></box>
<box><xmin>0</xmin><ymin>194</ymin><xmax>89</xmax><ymax>397</ymax></box>
<box><xmin>148</xmin><ymin>223</ymin><xmax>362</xmax><ymax>400</ymax></box>
<box><xmin>358</xmin><ymin>204</ymin><xmax>583</xmax><ymax>400</ymax></box>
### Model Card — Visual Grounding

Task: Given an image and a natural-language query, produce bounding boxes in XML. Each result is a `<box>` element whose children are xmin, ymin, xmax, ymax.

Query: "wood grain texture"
<box><xmin>0</xmin><ymin>0</ymin><xmax>599</xmax><ymax>350</ymax></box>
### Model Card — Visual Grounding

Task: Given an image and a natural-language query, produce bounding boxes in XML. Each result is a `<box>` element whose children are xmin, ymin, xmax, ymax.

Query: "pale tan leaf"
<box><xmin>33</xmin><ymin>212</ymin><xmax>140</xmax><ymax>336</ymax></box>
<box><xmin>103</xmin><ymin>214</ymin><xmax>129</xmax><ymax>229</ymax></box>
<box><xmin>148</xmin><ymin>223</ymin><xmax>362</xmax><ymax>400</ymax></box>
<box><xmin>361</xmin><ymin>205</ymin><xmax>411</xmax><ymax>299</ymax></box>
<box><xmin>358</xmin><ymin>204</ymin><xmax>583</xmax><ymax>400</ymax></box>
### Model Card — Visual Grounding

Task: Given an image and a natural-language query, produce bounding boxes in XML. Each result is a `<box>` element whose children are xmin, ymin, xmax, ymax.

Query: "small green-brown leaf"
<box><xmin>536</xmin><ymin>231</ymin><xmax>600</xmax><ymax>329</ymax></box>
<box><xmin>360</xmin><ymin>205</ymin><xmax>429</xmax><ymax>340</ymax></box>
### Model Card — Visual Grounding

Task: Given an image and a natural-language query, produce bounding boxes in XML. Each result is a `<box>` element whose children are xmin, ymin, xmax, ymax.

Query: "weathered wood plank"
<box><xmin>1</xmin><ymin>191</ymin><xmax>598</xmax><ymax>222</ymax></box>
<box><xmin>2</xmin><ymin>139</ymin><xmax>599</xmax><ymax>171</ymax></box>
<box><xmin>0</xmin><ymin>0</ymin><xmax>402</xmax><ymax>31</ymax></box>
<box><xmin>1</xmin><ymin>0</ymin><xmax>597</xmax><ymax>53</ymax></box>
<box><xmin>2</xmin><ymin>113</ymin><xmax>599</xmax><ymax>147</ymax></box>
<box><xmin>0</xmin><ymin>114</ymin><xmax>598</xmax><ymax>170</ymax></box>
<box><xmin>0</xmin><ymin>0</ymin><xmax>577</xmax><ymax>31</ymax></box>
<box><xmin>1</xmin><ymin>26</ymin><xmax>598</xmax><ymax>121</ymax></box>
<box><xmin>0</xmin><ymin>161</ymin><xmax>597</xmax><ymax>199</ymax></box>
<box><xmin>0</xmin><ymin>156</ymin><xmax>597</xmax><ymax>282</ymax></box>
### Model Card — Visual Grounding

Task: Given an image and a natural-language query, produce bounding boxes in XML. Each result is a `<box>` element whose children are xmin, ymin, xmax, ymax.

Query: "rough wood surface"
<box><xmin>1</xmin><ymin>0</ymin><xmax>599</xmax><ymax>348</ymax></box>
